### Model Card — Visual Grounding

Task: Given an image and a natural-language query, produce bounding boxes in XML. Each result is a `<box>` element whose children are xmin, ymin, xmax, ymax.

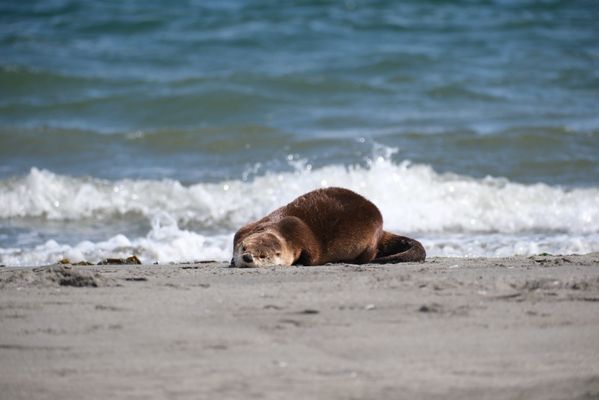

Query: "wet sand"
<box><xmin>1</xmin><ymin>254</ymin><xmax>599</xmax><ymax>400</ymax></box>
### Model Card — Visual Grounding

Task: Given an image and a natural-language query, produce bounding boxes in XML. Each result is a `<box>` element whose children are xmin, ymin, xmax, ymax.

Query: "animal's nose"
<box><xmin>242</xmin><ymin>253</ymin><xmax>253</xmax><ymax>263</ymax></box>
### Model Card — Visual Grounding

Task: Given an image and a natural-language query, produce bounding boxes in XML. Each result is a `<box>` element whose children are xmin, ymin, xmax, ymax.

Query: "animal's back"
<box><xmin>273</xmin><ymin>187</ymin><xmax>384</xmax><ymax>263</ymax></box>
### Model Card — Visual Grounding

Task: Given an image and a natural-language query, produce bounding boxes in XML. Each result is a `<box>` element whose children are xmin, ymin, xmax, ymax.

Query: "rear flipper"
<box><xmin>372</xmin><ymin>231</ymin><xmax>426</xmax><ymax>263</ymax></box>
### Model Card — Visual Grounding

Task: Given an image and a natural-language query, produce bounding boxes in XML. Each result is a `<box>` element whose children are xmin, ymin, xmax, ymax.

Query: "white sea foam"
<box><xmin>0</xmin><ymin>213</ymin><xmax>232</xmax><ymax>267</ymax></box>
<box><xmin>1</xmin><ymin>151</ymin><xmax>598</xmax><ymax>266</ymax></box>
<box><xmin>1</xmin><ymin>155</ymin><xmax>598</xmax><ymax>234</ymax></box>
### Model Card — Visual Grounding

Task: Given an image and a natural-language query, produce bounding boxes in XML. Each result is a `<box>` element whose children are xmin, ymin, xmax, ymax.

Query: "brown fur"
<box><xmin>231</xmin><ymin>187</ymin><xmax>426</xmax><ymax>267</ymax></box>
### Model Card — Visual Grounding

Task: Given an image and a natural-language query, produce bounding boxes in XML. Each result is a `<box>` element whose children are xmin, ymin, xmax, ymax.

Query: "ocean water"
<box><xmin>1</xmin><ymin>0</ymin><xmax>598</xmax><ymax>266</ymax></box>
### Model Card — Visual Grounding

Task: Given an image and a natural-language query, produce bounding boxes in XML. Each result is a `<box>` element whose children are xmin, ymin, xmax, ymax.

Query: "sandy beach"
<box><xmin>3</xmin><ymin>2</ymin><xmax>598</xmax><ymax>399</ymax></box>
<box><xmin>1</xmin><ymin>254</ymin><xmax>598</xmax><ymax>400</ymax></box>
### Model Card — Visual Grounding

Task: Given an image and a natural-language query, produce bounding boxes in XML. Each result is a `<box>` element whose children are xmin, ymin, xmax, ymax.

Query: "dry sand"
<box><xmin>1</xmin><ymin>254</ymin><xmax>599</xmax><ymax>400</ymax></box>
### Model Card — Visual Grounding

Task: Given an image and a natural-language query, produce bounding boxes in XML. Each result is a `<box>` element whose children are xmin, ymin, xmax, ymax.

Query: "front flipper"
<box><xmin>276</xmin><ymin>216</ymin><xmax>321</xmax><ymax>266</ymax></box>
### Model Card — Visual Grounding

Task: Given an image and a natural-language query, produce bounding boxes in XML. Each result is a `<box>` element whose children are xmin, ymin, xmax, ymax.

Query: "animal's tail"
<box><xmin>372</xmin><ymin>231</ymin><xmax>426</xmax><ymax>263</ymax></box>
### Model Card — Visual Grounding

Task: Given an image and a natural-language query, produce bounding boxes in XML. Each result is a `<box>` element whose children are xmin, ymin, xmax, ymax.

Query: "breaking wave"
<box><xmin>1</xmin><ymin>150</ymin><xmax>598</xmax><ymax>265</ymax></box>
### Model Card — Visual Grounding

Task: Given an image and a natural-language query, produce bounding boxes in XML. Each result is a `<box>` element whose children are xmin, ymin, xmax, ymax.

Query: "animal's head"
<box><xmin>233</xmin><ymin>231</ymin><xmax>294</xmax><ymax>267</ymax></box>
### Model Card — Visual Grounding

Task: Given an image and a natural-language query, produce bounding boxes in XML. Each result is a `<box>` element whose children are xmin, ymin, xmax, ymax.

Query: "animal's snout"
<box><xmin>242</xmin><ymin>253</ymin><xmax>253</xmax><ymax>263</ymax></box>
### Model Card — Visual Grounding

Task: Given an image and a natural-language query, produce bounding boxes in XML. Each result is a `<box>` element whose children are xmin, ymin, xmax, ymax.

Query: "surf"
<box><xmin>1</xmin><ymin>149</ymin><xmax>598</xmax><ymax>266</ymax></box>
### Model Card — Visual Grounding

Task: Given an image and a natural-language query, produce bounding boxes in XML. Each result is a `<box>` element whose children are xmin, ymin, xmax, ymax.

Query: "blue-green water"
<box><xmin>1</xmin><ymin>0</ymin><xmax>598</xmax><ymax>265</ymax></box>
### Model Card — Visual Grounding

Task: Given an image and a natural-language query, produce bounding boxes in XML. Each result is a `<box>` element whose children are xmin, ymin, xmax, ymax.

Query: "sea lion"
<box><xmin>231</xmin><ymin>187</ymin><xmax>425</xmax><ymax>267</ymax></box>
